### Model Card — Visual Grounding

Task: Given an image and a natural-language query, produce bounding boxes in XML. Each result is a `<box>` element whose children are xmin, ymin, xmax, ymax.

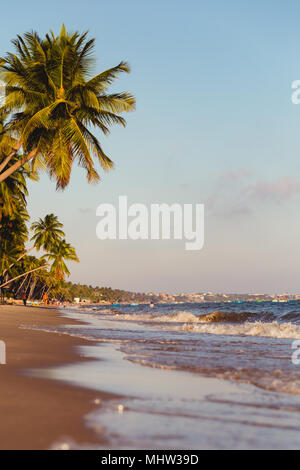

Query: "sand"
<box><xmin>0</xmin><ymin>304</ymin><xmax>112</xmax><ymax>450</ymax></box>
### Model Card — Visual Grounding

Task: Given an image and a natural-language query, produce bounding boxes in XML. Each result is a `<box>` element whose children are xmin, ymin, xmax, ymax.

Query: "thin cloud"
<box><xmin>218</xmin><ymin>168</ymin><xmax>255</xmax><ymax>185</ymax></box>
<box><xmin>244</xmin><ymin>177</ymin><xmax>300</xmax><ymax>203</ymax></box>
<box><xmin>206</xmin><ymin>168</ymin><xmax>255</xmax><ymax>216</ymax></box>
<box><xmin>206</xmin><ymin>173</ymin><xmax>300</xmax><ymax>218</ymax></box>
<box><xmin>78</xmin><ymin>208</ymin><xmax>92</xmax><ymax>214</ymax></box>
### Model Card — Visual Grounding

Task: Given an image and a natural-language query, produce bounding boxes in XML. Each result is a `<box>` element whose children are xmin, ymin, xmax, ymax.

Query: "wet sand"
<box><xmin>0</xmin><ymin>304</ymin><xmax>113</xmax><ymax>450</ymax></box>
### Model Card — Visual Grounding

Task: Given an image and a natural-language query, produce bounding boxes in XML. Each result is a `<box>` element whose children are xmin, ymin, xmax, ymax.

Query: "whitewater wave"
<box><xmin>105</xmin><ymin>311</ymin><xmax>213</xmax><ymax>323</ymax></box>
<box><xmin>172</xmin><ymin>320</ymin><xmax>300</xmax><ymax>339</ymax></box>
<box><xmin>85</xmin><ymin>309</ymin><xmax>300</xmax><ymax>339</ymax></box>
<box><xmin>198</xmin><ymin>311</ymin><xmax>259</xmax><ymax>323</ymax></box>
<box><xmin>92</xmin><ymin>309</ymin><xmax>290</xmax><ymax>325</ymax></box>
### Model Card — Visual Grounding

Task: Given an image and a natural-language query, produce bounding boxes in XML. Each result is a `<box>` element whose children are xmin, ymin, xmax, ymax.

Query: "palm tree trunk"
<box><xmin>28</xmin><ymin>278</ymin><xmax>37</xmax><ymax>299</ymax></box>
<box><xmin>25</xmin><ymin>273</ymin><xmax>32</xmax><ymax>292</ymax></box>
<box><xmin>0</xmin><ymin>247</ymin><xmax>34</xmax><ymax>279</ymax></box>
<box><xmin>0</xmin><ymin>141</ymin><xmax>22</xmax><ymax>173</ymax></box>
<box><xmin>39</xmin><ymin>284</ymin><xmax>47</xmax><ymax>298</ymax></box>
<box><xmin>46</xmin><ymin>285</ymin><xmax>52</xmax><ymax>295</ymax></box>
<box><xmin>0</xmin><ymin>148</ymin><xmax>38</xmax><ymax>183</ymax></box>
<box><xmin>0</xmin><ymin>265</ymin><xmax>49</xmax><ymax>289</ymax></box>
<box><xmin>15</xmin><ymin>274</ymin><xmax>29</xmax><ymax>294</ymax></box>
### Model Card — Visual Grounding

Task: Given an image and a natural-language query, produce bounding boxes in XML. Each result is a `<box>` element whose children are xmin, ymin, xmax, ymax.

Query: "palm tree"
<box><xmin>0</xmin><ymin>240</ymin><xmax>22</xmax><ymax>278</ymax></box>
<box><xmin>0</xmin><ymin>157</ymin><xmax>29</xmax><ymax>220</ymax></box>
<box><xmin>0</xmin><ymin>259</ymin><xmax>49</xmax><ymax>289</ymax></box>
<box><xmin>0</xmin><ymin>213</ymin><xmax>65</xmax><ymax>279</ymax></box>
<box><xmin>0</xmin><ymin>204</ymin><xmax>29</xmax><ymax>281</ymax></box>
<box><xmin>0</xmin><ymin>107</ymin><xmax>17</xmax><ymax>164</ymax></box>
<box><xmin>23</xmin><ymin>256</ymin><xmax>48</xmax><ymax>298</ymax></box>
<box><xmin>31</xmin><ymin>213</ymin><xmax>65</xmax><ymax>251</ymax></box>
<box><xmin>42</xmin><ymin>239</ymin><xmax>79</xmax><ymax>280</ymax></box>
<box><xmin>0</xmin><ymin>25</ymin><xmax>135</xmax><ymax>188</ymax></box>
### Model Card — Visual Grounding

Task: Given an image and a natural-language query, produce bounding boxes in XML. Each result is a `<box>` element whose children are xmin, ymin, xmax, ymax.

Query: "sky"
<box><xmin>2</xmin><ymin>0</ymin><xmax>300</xmax><ymax>294</ymax></box>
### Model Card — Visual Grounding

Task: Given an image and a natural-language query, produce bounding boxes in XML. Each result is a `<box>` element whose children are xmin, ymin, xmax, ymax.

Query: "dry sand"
<box><xmin>0</xmin><ymin>304</ymin><xmax>112</xmax><ymax>450</ymax></box>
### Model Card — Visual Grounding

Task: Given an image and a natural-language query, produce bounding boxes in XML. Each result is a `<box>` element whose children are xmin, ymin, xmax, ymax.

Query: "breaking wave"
<box><xmin>88</xmin><ymin>309</ymin><xmax>300</xmax><ymax>339</ymax></box>
<box><xmin>173</xmin><ymin>320</ymin><xmax>300</xmax><ymax>339</ymax></box>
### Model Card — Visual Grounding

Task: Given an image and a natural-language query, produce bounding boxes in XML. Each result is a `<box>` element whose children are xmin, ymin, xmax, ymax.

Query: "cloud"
<box><xmin>206</xmin><ymin>173</ymin><xmax>300</xmax><ymax>218</ymax></box>
<box><xmin>225</xmin><ymin>203</ymin><xmax>252</xmax><ymax>217</ymax></box>
<box><xmin>78</xmin><ymin>208</ymin><xmax>92</xmax><ymax>214</ymax></box>
<box><xmin>244</xmin><ymin>177</ymin><xmax>300</xmax><ymax>203</ymax></box>
<box><xmin>218</xmin><ymin>168</ymin><xmax>255</xmax><ymax>185</ymax></box>
<box><xmin>205</xmin><ymin>168</ymin><xmax>256</xmax><ymax>216</ymax></box>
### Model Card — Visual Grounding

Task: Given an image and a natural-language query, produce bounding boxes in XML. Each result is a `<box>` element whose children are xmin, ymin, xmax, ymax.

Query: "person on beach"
<box><xmin>22</xmin><ymin>293</ymin><xmax>28</xmax><ymax>307</ymax></box>
<box><xmin>43</xmin><ymin>292</ymin><xmax>49</xmax><ymax>306</ymax></box>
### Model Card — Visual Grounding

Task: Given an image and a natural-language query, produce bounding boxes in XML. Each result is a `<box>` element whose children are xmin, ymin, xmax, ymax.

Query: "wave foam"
<box><xmin>176</xmin><ymin>320</ymin><xmax>300</xmax><ymax>339</ymax></box>
<box><xmin>65</xmin><ymin>308</ymin><xmax>300</xmax><ymax>340</ymax></box>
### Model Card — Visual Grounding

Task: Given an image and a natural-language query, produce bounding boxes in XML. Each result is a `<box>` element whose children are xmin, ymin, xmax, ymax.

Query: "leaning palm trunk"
<box><xmin>28</xmin><ymin>278</ymin><xmax>37</xmax><ymax>299</ymax></box>
<box><xmin>46</xmin><ymin>285</ymin><xmax>52</xmax><ymax>295</ymax></box>
<box><xmin>0</xmin><ymin>141</ymin><xmax>22</xmax><ymax>173</ymax></box>
<box><xmin>0</xmin><ymin>264</ymin><xmax>49</xmax><ymax>289</ymax></box>
<box><xmin>24</xmin><ymin>273</ymin><xmax>32</xmax><ymax>293</ymax></box>
<box><xmin>15</xmin><ymin>274</ymin><xmax>29</xmax><ymax>295</ymax></box>
<box><xmin>0</xmin><ymin>212</ymin><xmax>66</xmax><ymax>279</ymax></box>
<box><xmin>0</xmin><ymin>148</ymin><xmax>38</xmax><ymax>183</ymax></box>
<box><xmin>0</xmin><ymin>246</ymin><xmax>34</xmax><ymax>279</ymax></box>
<box><xmin>39</xmin><ymin>284</ymin><xmax>47</xmax><ymax>298</ymax></box>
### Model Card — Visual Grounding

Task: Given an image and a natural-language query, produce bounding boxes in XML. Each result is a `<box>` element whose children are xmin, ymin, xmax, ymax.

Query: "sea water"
<box><xmin>25</xmin><ymin>301</ymin><xmax>300</xmax><ymax>449</ymax></box>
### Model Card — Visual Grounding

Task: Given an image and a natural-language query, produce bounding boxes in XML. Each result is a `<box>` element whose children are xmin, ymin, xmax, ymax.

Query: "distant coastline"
<box><xmin>3</xmin><ymin>284</ymin><xmax>299</xmax><ymax>306</ymax></box>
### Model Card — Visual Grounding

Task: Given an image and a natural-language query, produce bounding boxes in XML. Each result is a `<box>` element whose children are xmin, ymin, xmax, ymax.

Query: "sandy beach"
<box><xmin>0</xmin><ymin>304</ymin><xmax>113</xmax><ymax>450</ymax></box>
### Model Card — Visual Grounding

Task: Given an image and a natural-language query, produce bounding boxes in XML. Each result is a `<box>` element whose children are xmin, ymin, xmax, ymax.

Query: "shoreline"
<box><xmin>0</xmin><ymin>304</ymin><xmax>115</xmax><ymax>450</ymax></box>
<box><xmin>1</xmin><ymin>302</ymin><xmax>299</xmax><ymax>449</ymax></box>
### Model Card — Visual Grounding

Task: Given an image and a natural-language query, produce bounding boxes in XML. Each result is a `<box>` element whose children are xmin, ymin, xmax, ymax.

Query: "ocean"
<box><xmin>27</xmin><ymin>301</ymin><xmax>300</xmax><ymax>449</ymax></box>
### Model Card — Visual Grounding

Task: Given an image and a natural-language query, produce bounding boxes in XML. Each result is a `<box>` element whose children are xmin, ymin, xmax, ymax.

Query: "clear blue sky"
<box><xmin>2</xmin><ymin>0</ymin><xmax>300</xmax><ymax>293</ymax></box>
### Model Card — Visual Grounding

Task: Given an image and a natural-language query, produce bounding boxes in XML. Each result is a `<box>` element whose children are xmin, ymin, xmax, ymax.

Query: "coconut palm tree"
<box><xmin>31</xmin><ymin>213</ymin><xmax>65</xmax><ymax>251</ymax></box>
<box><xmin>0</xmin><ymin>25</ymin><xmax>135</xmax><ymax>188</ymax></box>
<box><xmin>0</xmin><ymin>107</ymin><xmax>16</xmax><ymax>162</ymax></box>
<box><xmin>0</xmin><ymin>258</ymin><xmax>49</xmax><ymax>290</ymax></box>
<box><xmin>42</xmin><ymin>239</ymin><xmax>79</xmax><ymax>280</ymax></box>
<box><xmin>22</xmin><ymin>256</ymin><xmax>48</xmax><ymax>298</ymax></box>
<box><xmin>0</xmin><ymin>157</ymin><xmax>28</xmax><ymax>220</ymax></box>
<box><xmin>0</xmin><ymin>213</ymin><xmax>65</xmax><ymax>280</ymax></box>
<box><xmin>0</xmin><ymin>208</ymin><xmax>29</xmax><ymax>282</ymax></box>
<box><xmin>0</xmin><ymin>240</ymin><xmax>22</xmax><ymax>277</ymax></box>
